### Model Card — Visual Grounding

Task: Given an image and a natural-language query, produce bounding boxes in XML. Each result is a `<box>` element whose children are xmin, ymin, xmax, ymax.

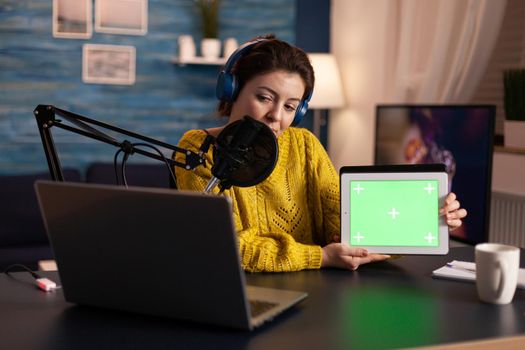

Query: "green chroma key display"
<box><xmin>349</xmin><ymin>180</ymin><xmax>439</xmax><ymax>247</ymax></box>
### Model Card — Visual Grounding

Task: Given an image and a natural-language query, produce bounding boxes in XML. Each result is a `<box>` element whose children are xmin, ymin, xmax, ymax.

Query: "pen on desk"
<box><xmin>446</xmin><ymin>262</ymin><xmax>476</xmax><ymax>273</ymax></box>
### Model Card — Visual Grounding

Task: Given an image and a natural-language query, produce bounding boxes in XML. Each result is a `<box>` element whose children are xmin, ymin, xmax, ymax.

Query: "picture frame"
<box><xmin>53</xmin><ymin>0</ymin><xmax>93</xmax><ymax>39</ymax></box>
<box><xmin>82</xmin><ymin>44</ymin><xmax>136</xmax><ymax>85</ymax></box>
<box><xmin>95</xmin><ymin>0</ymin><xmax>148</xmax><ymax>36</ymax></box>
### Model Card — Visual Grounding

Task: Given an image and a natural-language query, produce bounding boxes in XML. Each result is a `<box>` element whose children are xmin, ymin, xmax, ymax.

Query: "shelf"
<box><xmin>494</xmin><ymin>145</ymin><xmax>525</xmax><ymax>155</ymax></box>
<box><xmin>172</xmin><ymin>56</ymin><xmax>227</xmax><ymax>66</ymax></box>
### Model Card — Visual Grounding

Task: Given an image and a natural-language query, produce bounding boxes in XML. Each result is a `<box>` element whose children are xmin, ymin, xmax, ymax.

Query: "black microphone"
<box><xmin>204</xmin><ymin>116</ymin><xmax>278</xmax><ymax>193</ymax></box>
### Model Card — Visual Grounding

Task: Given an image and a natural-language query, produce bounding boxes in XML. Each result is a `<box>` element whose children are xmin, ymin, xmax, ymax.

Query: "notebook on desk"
<box><xmin>34</xmin><ymin>180</ymin><xmax>307</xmax><ymax>330</ymax></box>
<box><xmin>432</xmin><ymin>260</ymin><xmax>525</xmax><ymax>289</ymax></box>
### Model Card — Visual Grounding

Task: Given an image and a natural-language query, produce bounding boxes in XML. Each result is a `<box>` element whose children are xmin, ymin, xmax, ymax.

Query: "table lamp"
<box><xmin>307</xmin><ymin>53</ymin><xmax>345</xmax><ymax>137</ymax></box>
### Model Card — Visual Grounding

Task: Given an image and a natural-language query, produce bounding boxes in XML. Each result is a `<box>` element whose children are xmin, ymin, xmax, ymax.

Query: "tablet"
<box><xmin>340</xmin><ymin>164</ymin><xmax>449</xmax><ymax>255</ymax></box>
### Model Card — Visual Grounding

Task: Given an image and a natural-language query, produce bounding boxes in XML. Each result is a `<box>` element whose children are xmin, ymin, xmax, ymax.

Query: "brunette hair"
<box><xmin>217</xmin><ymin>34</ymin><xmax>315</xmax><ymax>116</ymax></box>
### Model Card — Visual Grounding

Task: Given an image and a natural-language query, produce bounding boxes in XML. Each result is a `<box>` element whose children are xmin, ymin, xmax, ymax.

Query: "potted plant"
<box><xmin>503</xmin><ymin>68</ymin><xmax>525</xmax><ymax>148</ymax></box>
<box><xmin>195</xmin><ymin>0</ymin><xmax>221</xmax><ymax>60</ymax></box>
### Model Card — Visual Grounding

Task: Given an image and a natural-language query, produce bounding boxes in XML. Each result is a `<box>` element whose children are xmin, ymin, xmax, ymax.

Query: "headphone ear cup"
<box><xmin>216</xmin><ymin>71</ymin><xmax>236</xmax><ymax>101</ymax></box>
<box><xmin>229</xmin><ymin>74</ymin><xmax>239</xmax><ymax>100</ymax></box>
<box><xmin>216</xmin><ymin>39</ymin><xmax>267</xmax><ymax>103</ymax></box>
<box><xmin>292</xmin><ymin>99</ymin><xmax>309</xmax><ymax>126</ymax></box>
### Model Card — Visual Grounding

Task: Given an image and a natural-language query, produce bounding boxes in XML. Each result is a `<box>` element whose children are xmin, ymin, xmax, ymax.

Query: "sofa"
<box><xmin>0</xmin><ymin>163</ymin><xmax>173</xmax><ymax>270</ymax></box>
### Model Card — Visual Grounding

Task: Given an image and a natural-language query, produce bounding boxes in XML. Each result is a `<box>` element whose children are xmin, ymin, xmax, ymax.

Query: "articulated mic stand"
<box><xmin>33</xmin><ymin>105</ymin><xmax>213</xmax><ymax>183</ymax></box>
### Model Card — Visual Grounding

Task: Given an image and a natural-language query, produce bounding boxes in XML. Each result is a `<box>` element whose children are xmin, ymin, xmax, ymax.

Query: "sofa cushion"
<box><xmin>0</xmin><ymin>169</ymin><xmax>82</xmax><ymax>247</ymax></box>
<box><xmin>86</xmin><ymin>162</ymin><xmax>173</xmax><ymax>188</ymax></box>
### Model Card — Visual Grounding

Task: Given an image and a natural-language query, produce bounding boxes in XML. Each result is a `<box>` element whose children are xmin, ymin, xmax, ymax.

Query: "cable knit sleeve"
<box><xmin>304</xmin><ymin>130</ymin><xmax>340</xmax><ymax>246</ymax></box>
<box><xmin>235</xmin><ymin>227</ymin><xmax>322</xmax><ymax>272</ymax></box>
<box><xmin>231</xmin><ymin>129</ymin><xmax>324</xmax><ymax>272</ymax></box>
<box><xmin>225</xmin><ymin>183</ymin><xmax>323</xmax><ymax>272</ymax></box>
<box><xmin>175</xmin><ymin>129</ymin><xmax>324</xmax><ymax>272</ymax></box>
<box><xmin>174</xmin><ymin>130</ymin><xmax>214</xmax><ymax>192</ymax></box>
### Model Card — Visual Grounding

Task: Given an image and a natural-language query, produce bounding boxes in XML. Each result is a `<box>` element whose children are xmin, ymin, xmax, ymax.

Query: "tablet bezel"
<box><xmin>340</xmin><ymin>164</ymin><xmax>449</xmax><ymax>255</ymax></box>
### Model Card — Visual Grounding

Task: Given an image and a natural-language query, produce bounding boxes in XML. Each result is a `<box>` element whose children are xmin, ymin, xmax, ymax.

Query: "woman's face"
<box><xmin>229</xmin><ymin>70</ymin><xmax>306</xmax><ymax>137</ymax></box>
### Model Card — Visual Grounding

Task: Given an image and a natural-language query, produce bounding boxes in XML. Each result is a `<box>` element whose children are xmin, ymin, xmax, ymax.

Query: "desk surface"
<box><xmin>1</xmin><ymin>247</ymin><xmax>525</xmax><ymax>350</ymax></box>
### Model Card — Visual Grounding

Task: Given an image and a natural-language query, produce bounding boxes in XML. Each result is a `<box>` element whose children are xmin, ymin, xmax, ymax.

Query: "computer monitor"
<box><xmin>374</xmin><ymin>105</ymin><xmax>495</xmax><ymax>245</ymax></box>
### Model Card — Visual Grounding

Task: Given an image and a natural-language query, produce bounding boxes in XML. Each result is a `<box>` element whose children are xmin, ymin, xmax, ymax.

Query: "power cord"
<box><xmin>113</xmin><ymin>148</ymin><xmax>124</xmax><ymax>186</ymax></box>
<box><xmin>3</xmin><ymin>264</ymin><xmax>61</xmax><ymax>292</ymax></box>
<box><xmin>121</xmin><ymin>142</ymin><xmax>177</xmax><ymax>188</ymax></box>
<box><xmin>112</xmin><ymin>141</ymin><xmax>177</xmax><ymax>189</ymax></box>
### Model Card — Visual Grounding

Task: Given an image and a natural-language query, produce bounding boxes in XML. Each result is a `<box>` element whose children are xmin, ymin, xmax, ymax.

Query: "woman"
<box><xmin>175</xmin><ymin>35</ymin><xmax>467</xmax><ymax>272</ymax></box>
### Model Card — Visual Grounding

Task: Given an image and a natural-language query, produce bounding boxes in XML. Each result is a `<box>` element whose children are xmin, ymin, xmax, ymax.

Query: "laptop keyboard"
<box><xmin>249</xmin><ymin>299</ymin><xmax>278</xmax><ymax>317</ymax></box>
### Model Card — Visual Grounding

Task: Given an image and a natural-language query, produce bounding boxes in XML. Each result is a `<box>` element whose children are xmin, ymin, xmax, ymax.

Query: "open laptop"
<box><xmin>34</xmin><ymin>180</ymin><xmax>307</xmax><ymax>330</ymax></box>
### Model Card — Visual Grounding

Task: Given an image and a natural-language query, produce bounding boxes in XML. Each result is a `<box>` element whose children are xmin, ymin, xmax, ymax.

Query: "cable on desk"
<box><xmin>3</xmin><ymin>263</ymin><xmax>61</xmax><ymax>292</ymax></box>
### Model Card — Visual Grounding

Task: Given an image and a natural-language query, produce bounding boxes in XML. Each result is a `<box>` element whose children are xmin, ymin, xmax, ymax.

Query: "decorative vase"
<box><xmin>201</xmin><ymin>38</ymin><xmax>221</xmax><ymax>60</ymax></box>
<box><xmin>223</xmin><ymin>37</ymin><xmax>238</xmax><ymax>59</ymax></box>
<box><xmin>504</xmin><ymin>120</ymin><xmax>525</xmax><ymax>149</ymax></box>
<box><xmin>178</xmin><ymin>35</ymin><xmax>196</xmax><ymax>62</ymax></box>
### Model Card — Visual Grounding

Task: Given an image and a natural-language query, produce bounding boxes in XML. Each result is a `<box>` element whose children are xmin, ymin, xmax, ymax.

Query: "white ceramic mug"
<box><xmin>475</xmin><ymin>243</ymin><xmax>520</xmax><ymax>305</ymax></box>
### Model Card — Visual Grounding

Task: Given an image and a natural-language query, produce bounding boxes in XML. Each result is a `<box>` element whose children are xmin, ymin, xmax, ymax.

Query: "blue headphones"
<box><xmin>216</xmin><ymin>39</ymin><xmax>312</xmax><ymax>126</ymax></box>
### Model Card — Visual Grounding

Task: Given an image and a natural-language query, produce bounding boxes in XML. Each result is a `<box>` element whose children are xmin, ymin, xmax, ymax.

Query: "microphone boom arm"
<box><xmin>34</xmin><ymin>105</ymin><xmax>209</xmax><ymax>182</ymax></box>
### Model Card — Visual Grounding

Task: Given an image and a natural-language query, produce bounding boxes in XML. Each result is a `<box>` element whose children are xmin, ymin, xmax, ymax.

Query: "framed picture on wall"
<box><xmin>53</xmin><ymin>0</ymin><xmax>93</xmax><ymax>39</ymax></box>
<box><xmin>95</xmin><ymin>0</ymin><xmax>148</xmax><ymax>35</ymax></box>
<box><xmin>82</xmin><ymin>44</ymin><xmax>136</xmax><ymax>85</ymax></box>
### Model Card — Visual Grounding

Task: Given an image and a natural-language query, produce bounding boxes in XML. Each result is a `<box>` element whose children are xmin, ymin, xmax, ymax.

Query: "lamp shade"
<box><xmin>307</xmin><ymin>53</ymin><xmax>345</xmax><ymax>109</ymax></box>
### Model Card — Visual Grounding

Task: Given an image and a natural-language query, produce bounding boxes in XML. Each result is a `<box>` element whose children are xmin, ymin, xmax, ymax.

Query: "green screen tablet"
<box><xmin>340</xmin><ymin>165</ymin><xmax>449</xmax><ymax>255</ymax></box>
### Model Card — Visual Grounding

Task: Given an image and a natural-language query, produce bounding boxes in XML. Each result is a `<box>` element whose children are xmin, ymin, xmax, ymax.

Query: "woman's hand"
<box><xmin>440</xmin><ymin>192</ymin><xmax>467</xmax><ymax>231</ymax></box>
<box><xmin>321</xmin><ymin>243</ymin><xmax>390</xmax><ymax>270</ymax></box>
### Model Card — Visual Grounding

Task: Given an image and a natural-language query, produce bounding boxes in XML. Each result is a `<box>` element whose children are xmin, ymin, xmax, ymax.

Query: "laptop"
<box><xmin>34</xmin><ymin>180</ymin><xmax>307</xmax><ymax>330</ymax></box>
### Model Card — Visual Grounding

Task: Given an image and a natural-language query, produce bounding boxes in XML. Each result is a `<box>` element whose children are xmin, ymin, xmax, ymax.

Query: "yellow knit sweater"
<box><xmin>175</xmin><ymin>127</ymin><xmax>340</xmax><ymax>272</ymax></box>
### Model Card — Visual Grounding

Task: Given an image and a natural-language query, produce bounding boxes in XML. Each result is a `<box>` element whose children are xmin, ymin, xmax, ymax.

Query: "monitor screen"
<box><xmin>374</xmin><ymin>105</ymin><xmax>495</xmax><ymax>245</ymax></box>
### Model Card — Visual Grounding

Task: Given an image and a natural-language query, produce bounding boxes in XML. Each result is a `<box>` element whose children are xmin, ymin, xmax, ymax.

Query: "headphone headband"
<box><xmin>216</xmin><ymin>38</ymin><xmax>311</xmax><ymax>126</ymax></box>
<box><xmin>222</xmin><ymin>38</ymin><xmax>267</xmax><ymax>76</ymax></box>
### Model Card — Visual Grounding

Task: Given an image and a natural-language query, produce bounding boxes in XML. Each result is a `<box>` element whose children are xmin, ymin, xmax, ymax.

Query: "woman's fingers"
<box><xmin>341</xmin><ymin>253</ymin><xmax>391</xmax><ymax>271</ymax></box>
<box><xmin>448</xmin><ymin>208</ymin><xmax>467</xmax><ymax>220</ymax></box>
<box><xmin>446</xmin><ymin>200</ymin><xmax>461</xmax><ymax>212</ymax></box>
<box><xmin>447</xmin><ymin>219</ymin><xmax>463</xmax><ymax>230</ymax></box>
<box><xmin>445</xmin><ymin>192</ymin><xmax>456</xmax><ymax>204</ymax></box>
<box><xmin>344</xmin><ymin>246</ymin><xmax>368</xmax><ymax>257</ymax></box>
<box><xmin>322</xmin><ymin>243</ymin><xmax>391</xmax><ymax>270</ymax></box>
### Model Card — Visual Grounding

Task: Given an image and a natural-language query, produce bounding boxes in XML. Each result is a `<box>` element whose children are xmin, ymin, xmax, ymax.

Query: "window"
<box><xmin>470</xmin><ymin>0</ymin><xmax>525</xmax><ymax>137</ymax></box>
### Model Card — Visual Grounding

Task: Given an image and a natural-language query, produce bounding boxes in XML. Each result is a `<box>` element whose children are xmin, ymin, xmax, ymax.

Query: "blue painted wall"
<box><xmin>296</xmin><ymin>0</ymin><xmax>330</xmax><ymax>52</ymax></box>
<box><xmin>0</xmin><ymin>0</ymin><xmax>296</xmax><ymax>175</ymax></box>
